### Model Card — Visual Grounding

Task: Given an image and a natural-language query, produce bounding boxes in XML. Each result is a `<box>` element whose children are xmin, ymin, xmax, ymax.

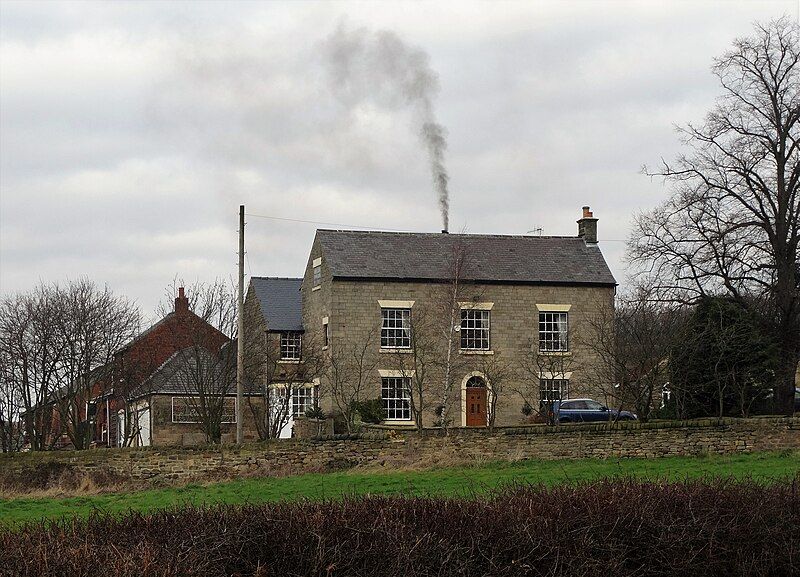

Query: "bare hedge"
<box><xmin>1</xmin><ymin>478</ymin><xmax>798</xmax><ymax>577</ymax></box>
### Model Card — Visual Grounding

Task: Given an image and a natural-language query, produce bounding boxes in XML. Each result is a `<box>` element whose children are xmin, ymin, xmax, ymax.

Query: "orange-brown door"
<box><xmin>466</xmin><ymin>387</ymin><xmax>487</xmax><ymax>427</ymax></box>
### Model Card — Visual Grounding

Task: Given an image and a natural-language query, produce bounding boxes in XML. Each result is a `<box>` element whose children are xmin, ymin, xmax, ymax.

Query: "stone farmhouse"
<box><xmin>245</xmin><ymin>207</ymin><xmax>617</xmax><ymax>433</ymax></box>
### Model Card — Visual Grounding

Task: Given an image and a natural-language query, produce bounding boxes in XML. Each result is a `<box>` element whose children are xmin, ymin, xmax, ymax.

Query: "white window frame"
<box><xmin>312</xmin><ymin>257</ymin><xmax>322</xmax><ymax>289</ymax></box>
<box><xmin>539</xmin><ymin>378</ymin><xmax>569</xmax><ymax>407</ymax></box>
<box><xmin>171</xmin><ymin>396</ymin><xmax>237</xmax><ymax>424</ymax></box>
<box><xmin>381</xmin><ymin>376</ymin><xmax>412</xmax><ymax>421</ymax></box>
<box><xmin>291</xmin><ymin>385</ymin><xmax>316</xmax><ymax>417</ymax></box>
<box><xmin>381</xmin><ymin>308</ymin><xmax>412</xmax><ymax>349</ymax></box>
<box><xmin>539</xmin><ymin>311</ymin><xmax>569</xmax><ymax>352</ymax></box>
<box><xmin>460</xmin><ymin>308</ymin><xmax>491</xmax><ymax>351</ymax></box>
<box><xmin>279</xmin><ymin>331</ymin><xmax>302</xmax><ymax>361</ymax></box>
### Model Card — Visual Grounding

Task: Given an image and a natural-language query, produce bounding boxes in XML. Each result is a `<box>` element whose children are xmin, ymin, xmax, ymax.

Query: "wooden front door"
<box><xmin>466</xmin><ymin>386</ymin><xmax>487</xmax><ymax>427</ymax></box>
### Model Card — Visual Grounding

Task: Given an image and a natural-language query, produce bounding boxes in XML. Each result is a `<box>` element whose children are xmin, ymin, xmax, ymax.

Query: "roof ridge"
<box><xmin>317</xmin><ymin>229</ymin><xmax>580</xmax><ymax>240</ymax></box>
<box><xmin>250</xmin><ymin>276</ymin><xmax>303</xmax><ymax>281</ymax></box>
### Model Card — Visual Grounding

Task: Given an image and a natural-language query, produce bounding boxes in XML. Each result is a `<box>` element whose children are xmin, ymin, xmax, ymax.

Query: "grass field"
<box><xmin>1</xmin><ymin>450</ymin><xmax>797</xmax><ymax>527</ymax></box>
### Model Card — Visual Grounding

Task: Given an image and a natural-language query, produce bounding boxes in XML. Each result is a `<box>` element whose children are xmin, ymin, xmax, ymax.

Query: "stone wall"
<box><xmin>148</xmin><ymin>394</ymin><xmax>264</xmax><ymax>447</ymax></box>
<box><xmin>3</xmin><ymin>417</ymin><xmax>797</xmax><ymax>484</ymax></box>
<box><xmin>314</xmin><ymin>276</ymin><xmax>615</xmax><ymax>427</ymax></box>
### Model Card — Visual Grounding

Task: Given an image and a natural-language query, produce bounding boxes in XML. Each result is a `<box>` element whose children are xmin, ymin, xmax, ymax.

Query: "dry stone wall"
<box><xmin>2</xmin><ymin>417</ymin><xmax>797</xmax><ymax>483</ymax></box>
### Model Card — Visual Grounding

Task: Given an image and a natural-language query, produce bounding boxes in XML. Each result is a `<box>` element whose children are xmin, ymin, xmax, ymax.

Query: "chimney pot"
<box><xmin>577</xmin><ymin>207</ymin><xmax>598</xmax><ymax>244</ymax></box>
<box><xmin>175</xmin><ymin>286</ymin><xmax>189</xmax><ymax>314</ymax></box>
<box><xmin>441</xmin><ymin>229</ymin><xmax>449</xmax><ymax>234</ymax></box>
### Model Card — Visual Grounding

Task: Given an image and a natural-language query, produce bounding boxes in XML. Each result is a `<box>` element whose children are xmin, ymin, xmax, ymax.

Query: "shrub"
<box><xmin>304</xmin><ymin>406</ymin><xmax>326</xmax><ymax>420</ymax></box>
<box><xmin>1</xmin><ymin>478</ymin><xmax>797</xmax><ymax>577</ymax></box>
<box><xmin>354</xmin><ymin>398</ymin><xmax>385</xmax><ymax>424</ymax></box>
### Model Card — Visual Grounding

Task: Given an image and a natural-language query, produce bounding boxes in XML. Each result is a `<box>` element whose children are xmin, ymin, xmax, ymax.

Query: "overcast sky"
<box><xmin>1</xmin><ymin>0</ymin><xmax>798</xmax><ymax>318</ymax></box>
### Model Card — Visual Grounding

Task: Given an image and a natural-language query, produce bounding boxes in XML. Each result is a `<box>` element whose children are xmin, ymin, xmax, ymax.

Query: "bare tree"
<box><xmin>388</xmin><ymin>304</ymin><xmax>441</xmax><ymax>431</ymax></box>
<box><xmin>432</xmin><ymin>239</ymin><xmax>477</xmax><ymax>430</ymax></box>
<box><xmin>630</xmin><ymin>18</ymin><xmax>800</xmax><ymax>415</ymax></box>
<box><xmin>0</xmin><ymin>281</ymin><xmax>139</xmax><ymax>451</ymax></box>
<box><xmin>0</xmin><ymin>287</ymin><xmax>64</xmax><ymax>450</ymax></box>
<box><xmin>515</xmin><ymin>338</ymin><xmax>578</xmax><ymax>424</ymax></box>
<box><xmin>328</xmin><ymin>326</ymin><xmax>379</xmax><ymax>434</ymax></box>
<box><xmin>582</xmin><ymin>291</ymin><xmax>682</xmax><ymax>422</ymax></box>
<box><xmin>249</xmin><ymin>331</ymin><xmax>326</xmax><ymax>440</ymax></box>
<box><xmin>0</xmin><ymin>352</ymin><xmax>23</xmax><ymax>452</ymax></box>
<box><xmin>49</xmin><ymin>280</ymin><xmax>141</xmax><ymax>450</ymax></box>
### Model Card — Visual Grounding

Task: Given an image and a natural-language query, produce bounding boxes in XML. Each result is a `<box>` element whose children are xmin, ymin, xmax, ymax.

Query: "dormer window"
<box><xmin>280</xmin><ymin>331</ymin><xmax>302</xmax><ymax>361</ymax></box>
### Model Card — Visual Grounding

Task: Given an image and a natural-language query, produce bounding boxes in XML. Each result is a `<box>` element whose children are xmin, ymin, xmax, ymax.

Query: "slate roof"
<box><xmin>316</xmin><ymin>230</ymin><xmax>616</xmax><ymax>286</ymax></box>
<box><xmin>249</xmin><ymin>277</ymin><xmax>304</xmax><ymax>331</ymax></box>
<box><xmin>128</xmin><ymin>344</ymin><xmax>258</xmax><ymax>398</ymax></box>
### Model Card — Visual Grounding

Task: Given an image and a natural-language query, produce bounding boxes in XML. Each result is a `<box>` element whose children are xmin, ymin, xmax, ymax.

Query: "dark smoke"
<box><xmin>322</xmin><ymin>24</ymin><xmax>450</xmax><ymax>231</ymax></box>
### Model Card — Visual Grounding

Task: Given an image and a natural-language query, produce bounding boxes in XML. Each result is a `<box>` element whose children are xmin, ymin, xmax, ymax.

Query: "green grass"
<box><xmin>1</xmin><ymin>451</ymin><xmax>797</xmax><ymax>527</ymax></box>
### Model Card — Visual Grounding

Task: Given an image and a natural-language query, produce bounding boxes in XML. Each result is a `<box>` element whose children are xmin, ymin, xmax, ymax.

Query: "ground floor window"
<box><xmin>292</xmin><ymin>386</ymin><xmax>316</xmax><ymax>417</ymax></box>
<box><xmin>172</xmin><ymin>397</ymin><xmax>237</xmax><ymax>423</ymax></box>
<box><xmin>539</xmin><ymin>379</ymin><xmax>569</xmax><ymax>407</ymax></box>
<box><xmin>381</xmin><ymin>377</ymin><xmax>411</xmax><ymax>421</ymax></box>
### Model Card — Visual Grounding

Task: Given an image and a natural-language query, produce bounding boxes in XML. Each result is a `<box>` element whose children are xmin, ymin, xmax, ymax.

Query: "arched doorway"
<box><xmin>465</xmin><ymin>375</ymin><xmax>487</xmax><ymax>427</ymax></box>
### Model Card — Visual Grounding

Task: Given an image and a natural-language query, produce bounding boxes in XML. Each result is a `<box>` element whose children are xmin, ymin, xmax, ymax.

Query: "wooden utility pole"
<box><xmin>236</xmin><ymin>204</ymin><xmax>245</xmax><ymax>444</ymax></box>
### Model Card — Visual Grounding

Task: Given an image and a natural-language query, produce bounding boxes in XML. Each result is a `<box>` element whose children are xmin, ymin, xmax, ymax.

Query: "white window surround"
<box><xmin>381</xmin><ymin>376</ymin><xmax>412</xmax><ymax>421</ymax></box>
<box><xmin>535</xmin><ymin>303</ymin><xmax>571</xmax><ymax>312</ymax></box>
<box><xmin>378</xmin><ymin>368</ymin><xmax>416</xmax><ymax>378</ymax></box>
<box><xmin>540</xmin><ymin>371</ymin><xmax>573</xmax><ymax>380</ymax></box>
<box><xmin>460</xmin><ymin>350</ymin><xmax>494</xmax><ymax>355</ymax></box>
<box><xmin>312</xmin><ymin>257</ymin><xmax>322</xmax><ymax>290</ymax></box>
<box><xmin>458</xmin><ymin>301</ymin><xmax>494</xmax><ymax>310</ymax></box>
<box><xmin>378</xmin><ymin>299</ymin><xmax>415</xmax><ymax>308</ymax></box>
<box><xmin>460</xmin><ymin>308</ymin><xmax>491</xmax><ymax>351</ymax></box>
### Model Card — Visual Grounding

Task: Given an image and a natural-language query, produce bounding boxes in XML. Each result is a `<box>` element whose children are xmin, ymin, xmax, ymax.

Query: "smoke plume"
<box><xmin>322</xmin><ymin>24</ymin><xmax>450</xmax><ymax>231</ymax></box>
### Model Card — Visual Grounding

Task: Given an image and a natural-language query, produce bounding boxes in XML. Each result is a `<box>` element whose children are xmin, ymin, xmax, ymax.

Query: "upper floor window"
<box><xmin>539</xmin><ymin>311</ymin><xmax>569</xmax><ymax>352</ymax></box>
<box><xmin>312</xmin><ymin>257</ymin><xmax>322</xmax><ymax>288</ymax></box>
<box><xmin>460</xmin><ymin>309</ymin><xmax>490</xmax><ymax>350</ymax></box>
<box><xmin>381</xmin><ymin>308</ymin><xmax>411</xmax><ymax>349</ymax></box>
<box><xmin>322</xmin><ymin>317</ymin><xmax>329</xmax><ymax>348</ymax></box>
<box><xmin>381</xmin><ymin>376</ymin><xmax>411</xmax><ymax>421</ymax></box>
<box><xmin>280</xmin><ymin>331</ymin><xmax>302</xmax><ymax>361</ymax></box>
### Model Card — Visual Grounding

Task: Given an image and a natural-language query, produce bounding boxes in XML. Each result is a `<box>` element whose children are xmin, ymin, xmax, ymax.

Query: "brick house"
<box><xmin>247</xmin><ymin>207</ymin><xmax>617</xmax><ymax>430</ymax></box>
<box><xmin>87</xmin><ymin>288</ymin><xmax>237</xmax><ymax>447</ymax></box>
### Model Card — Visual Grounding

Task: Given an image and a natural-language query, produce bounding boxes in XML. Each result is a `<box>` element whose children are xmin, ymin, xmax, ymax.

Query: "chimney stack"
<box><xmin>175</xmin><ymin>286</ymin><xmax>189</xmax><ymax>314</ymax></box>
<box><xmin>577</xmin><ymin>206</ymin><xmax>598</xmax><ymax>244</ymax></box>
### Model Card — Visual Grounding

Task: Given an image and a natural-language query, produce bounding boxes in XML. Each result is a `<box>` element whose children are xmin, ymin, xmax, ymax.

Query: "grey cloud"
<box><xmin>2</xmin><ymin>0</ymin><xmax>797</xmax><ymax>313</ymax></box>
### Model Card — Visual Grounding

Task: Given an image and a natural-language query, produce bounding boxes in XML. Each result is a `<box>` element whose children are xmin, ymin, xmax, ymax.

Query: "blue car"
<box><xmin>551</xmin><ymin>398</ymin><xmax>637</xmax><ymax>423</ymax></box>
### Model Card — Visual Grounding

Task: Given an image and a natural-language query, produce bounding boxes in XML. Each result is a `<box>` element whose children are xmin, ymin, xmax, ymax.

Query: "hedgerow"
<box><xmin>1</xmin><ymin>478</ymin><xmax>797</xmax><ymax>577</ymax></box>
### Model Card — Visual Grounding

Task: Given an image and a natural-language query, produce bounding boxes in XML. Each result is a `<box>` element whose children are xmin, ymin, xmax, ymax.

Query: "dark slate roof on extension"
<box><xmin>316</xmin><ymin>230</ymin><xmax>617</xmax><ymax>286</ymax></box>
<box><xmin>127</xmin><ymin>344</ymin><xmax>258</xmax><ymax>398</ymax></box>
<box><xmin>249</xmin><ymin>277</ymin><xmax>304</xmax><ymax>331</ymax></box>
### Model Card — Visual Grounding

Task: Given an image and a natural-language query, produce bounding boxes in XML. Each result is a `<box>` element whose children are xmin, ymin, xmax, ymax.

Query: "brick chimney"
<box><xmin>577</xmin><ymin>206</ymin><xmax>598</xmax><ymax>244</ymax></box>
<box><xmin>175</xmin><ymin>286</ymin><xmax>189</xmax><ymax>314</ymax></box>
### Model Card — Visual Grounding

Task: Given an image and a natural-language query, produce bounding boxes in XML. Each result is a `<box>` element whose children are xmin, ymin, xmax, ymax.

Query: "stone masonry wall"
<box><xmin>2</xmin><ymin>417</ymin><xmax>797</xmax><ymax>483</ymax></box>
<box><xmin>319</xmin><ymin>277</ymin><xmax>615</xmax><ymax>427</ymax></box>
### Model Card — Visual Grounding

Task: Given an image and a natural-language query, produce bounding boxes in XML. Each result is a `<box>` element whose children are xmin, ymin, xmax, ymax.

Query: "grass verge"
<box><xmin>1</xmin><ymin>450</ymin><xmax>797</xmax><ymax>527</ymax></box>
